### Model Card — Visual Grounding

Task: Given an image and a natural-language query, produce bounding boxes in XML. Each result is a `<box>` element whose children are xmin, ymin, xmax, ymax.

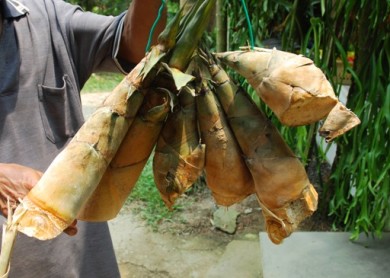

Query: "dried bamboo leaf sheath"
<box><xmin>153</xmin><ymin>87</ymin><xmax>205</xmax><ymax>208</ymax></box>
<box><xmin>78</xmin><ymin>88</ymin><xmax>170</xmax><ymax>221</ymax></box>
<box><xmin>196</xmin><ymin>80</ymin><xmax>255</xmax><ymax>206</ymax></box>
<box><xmin>319</xmin><ymin>102</ymin><xmax>361</xmax><ymax>142</ymax></box>
<box><xmin>216</xmin><ymin>48</ymin><xmax>338</xmax><ymax>126</ymax></box>
<box><xmin>0</xmin><ymin>208</ymin><xmax>18</xmax><ymax>277</ymax></box>
<box><xmin>209</xmin><ymin>61</ymin><xmax>318</xmax><ymax>244</ymax></box>
<box><xmin>12</xmin><ymin>61</ymin><xmax>146</xmax><ymax>240</ymax></box>
<box><xmin>110</xmin><ymin>88</ymin><xmax>170</xmax><ymax>168</ymax></box>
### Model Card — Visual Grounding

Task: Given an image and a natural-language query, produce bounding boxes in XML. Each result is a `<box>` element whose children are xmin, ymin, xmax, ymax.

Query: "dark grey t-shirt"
<box><xmin>0</xmin><ymin>0</ymin><xmax>128</xmax><ymax>277</ymax></box>
<box><xmin>0</xmin><ymin>0</ymin><xmax>127</xmax><ymax>171</ymax></box>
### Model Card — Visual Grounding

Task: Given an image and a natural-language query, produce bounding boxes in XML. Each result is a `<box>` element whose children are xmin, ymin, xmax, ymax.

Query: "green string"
<box><xmin>240</xmin><ymin>0</ymin><xmax>255</xmax><ymax>49</ymax></box>
<box><xmin>145</xmin><ymin>0</ymin><xmax>167</xmax><ymax>53</ymax></box>
<box><xmin>146</xmin><ymin>0</ymin><xmax>254</xmax><ymax>51</ymax></box>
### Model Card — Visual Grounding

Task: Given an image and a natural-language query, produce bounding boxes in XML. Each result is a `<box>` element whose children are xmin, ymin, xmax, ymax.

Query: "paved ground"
<box><xmin>109</xmin><ymin>212</ymin><xmax>262</xmax><ymax>278</ymax></box>
<box><xmin>260</xmin><ymin>232</ymin><xmax>390</xmax><ymax>278</ymax></box>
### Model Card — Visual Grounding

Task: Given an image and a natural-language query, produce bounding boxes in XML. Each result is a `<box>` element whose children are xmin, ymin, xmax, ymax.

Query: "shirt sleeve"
<box><xmin>111</xmin><ymin>14</ymin><xmax>136</xmax><ymax>74</ymax></box>
<box><xmin>55</xmin><ymin>1</ymin><xmax>131</xmax><ymax>85</ymax></box>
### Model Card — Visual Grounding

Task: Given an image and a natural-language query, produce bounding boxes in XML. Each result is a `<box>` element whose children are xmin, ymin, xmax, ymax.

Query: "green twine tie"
<box><xmin>145</xmin><ymin>0</ymin><xmax>254</xmax><ymax>51</ymax></box>
<box><xmin>145</xmin><ymin>0</ymin><xmax>167</xmax><ymax>53</ymax></box>
<box><xmin>240</xmin><ymin>0</ymin><xmax>255</xmax><ymax>50</ymax></box>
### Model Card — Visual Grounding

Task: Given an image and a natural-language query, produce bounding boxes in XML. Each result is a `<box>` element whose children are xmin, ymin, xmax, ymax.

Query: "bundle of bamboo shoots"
<box><xmin>1</xmin><ymin>4</ymin><xmax>362</xmax><ymax>274</ymax></box>
<box><xmin>201</xmin><ymin>55</ymin><xmax>317</xmax><ymax>244</ymax></box>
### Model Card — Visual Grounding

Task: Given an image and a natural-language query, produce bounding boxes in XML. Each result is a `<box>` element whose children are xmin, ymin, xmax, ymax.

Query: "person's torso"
<box><xmin>0</xmin><ymin>0</ymin><xmax>120</xmax><ymax>171</ymax></box>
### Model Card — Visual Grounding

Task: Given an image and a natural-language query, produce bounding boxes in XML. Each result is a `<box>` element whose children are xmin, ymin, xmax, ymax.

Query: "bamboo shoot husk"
<box><xmin>196</xmin><ymin>79</ymin><xmax>255</xmax><ymax>206</ymax></box>
<box><xmin>0</xmin><ymin>203</ymin><xmax>17</xmax><ymax>277</ymax></box>
<box><xmin>78</xmin><ymin>88</ymin><xmax>170</xmax><ymax>221</ymax></box>
<box><xmin>215</xmin><ymin>47</ymin><xmax>338</xmax><ymax>126</ymax></box>
<box><xmin>153</xmin><ymin>86</ymin><xmax>205</xmax><ymax>208</ymax></box>
<box><xmin>11</xmin><ymin>60</ymin><xmax>147</xmax><ymax>240</ymax></box>
<box><xmin>319</xmin><ymin>102</ymin><xmax>361</xmax><ymax>142</ymax></box>
<box><xmin>110</xmin><ymin>88</ymin><xmax>170</xmax><ymax>168</ymax></box>
<box><xmin>208</xmin><ymin>60</ymin><xmax>318</xmax><ymax>244</ymax></box>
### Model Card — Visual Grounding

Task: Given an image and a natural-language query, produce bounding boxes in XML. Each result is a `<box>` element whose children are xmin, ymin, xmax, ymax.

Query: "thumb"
<box><xmin>63</xmin><ymin>219</ymin><xmax>78</xmax><ymax>236</ymax></box>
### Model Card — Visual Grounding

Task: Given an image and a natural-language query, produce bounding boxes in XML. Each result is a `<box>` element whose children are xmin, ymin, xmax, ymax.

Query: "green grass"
<box><xmin>127</xmin><ymin>157</ymin><xmax>184</xmax><ymax>231</ymax></box>
<box><xmin>81</xmin><ymin>72</ymin><xmax>124</xmax><ymax>94</ymax></box>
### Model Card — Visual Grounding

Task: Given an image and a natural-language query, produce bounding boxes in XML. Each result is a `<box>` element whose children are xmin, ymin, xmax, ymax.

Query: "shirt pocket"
<box><xmin>38</xmin><ymin>75</ymin><xmax>84</xmax><ymax>144</ymax></box>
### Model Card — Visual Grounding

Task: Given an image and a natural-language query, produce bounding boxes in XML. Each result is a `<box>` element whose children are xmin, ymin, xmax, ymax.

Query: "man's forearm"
<box><xmin>119</xmin><ymin>0</ymin><xmax>167</xmax><ymax>64</ymax></box>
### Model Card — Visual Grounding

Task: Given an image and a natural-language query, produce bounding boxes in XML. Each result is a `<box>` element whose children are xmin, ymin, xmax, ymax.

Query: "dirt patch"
<box><xmin>121</xmin><ymin>180</ymin><xmax>332</xmax><ymax>241</ymax></box>
<box><xmin>112</xmin><ymin>182</ymin><xmax>332</xmax><ymax>276</ymax></box>
<box><xmin>111</xmin><ymin>188</ymin><xmax>263</xmax><ymax>277</ymax></box>
<box><xmin>158</xmin><ymin>188</ymin><xmax>263</xmax><ymax>236</ymax></box>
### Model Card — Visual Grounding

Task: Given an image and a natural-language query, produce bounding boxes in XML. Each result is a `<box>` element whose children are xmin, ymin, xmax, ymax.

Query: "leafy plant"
<box><xmin>325</xmin><ymin>0</ymin><xmax>390</xmax><ymax>239</ymax></box>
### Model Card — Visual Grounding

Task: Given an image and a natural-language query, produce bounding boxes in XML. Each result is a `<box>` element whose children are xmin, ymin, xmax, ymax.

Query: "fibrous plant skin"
<box><xmin>196</xmin><ymin>77</ymin><xmax>255</xmax><ymax>206</ymax></box>
<box><xmin>206</xmin><ymin>56</ymin><xmax>318</xmax><ymax>244</ymax></box>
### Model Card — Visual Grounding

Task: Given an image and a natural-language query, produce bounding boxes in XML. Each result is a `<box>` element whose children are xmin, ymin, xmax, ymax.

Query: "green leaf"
<box><xmin>320</xmin><ymin>0</ymin><xmax>325</xmax><ymax>16</ymax></box>
<box><xmin>384</xmin><ymin>85</ymin><xmax>390</xmax><ymax>124</ymax></box>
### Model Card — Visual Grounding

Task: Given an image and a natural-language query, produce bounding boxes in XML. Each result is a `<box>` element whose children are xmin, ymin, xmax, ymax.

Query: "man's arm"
<box><xmin>118</xmin><ymin>0</ymin><xmax>167</xmax><ymax>64</ymax></box>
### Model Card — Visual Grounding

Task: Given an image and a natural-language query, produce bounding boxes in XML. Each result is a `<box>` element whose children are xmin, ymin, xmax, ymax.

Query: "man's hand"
<box><xmin>0</xmin><ymin>163</ymin><xmax>77</xmax><ymax>236</ymax></box>
<box><xmin>0</xmin><ymin>163</ymin><xmax>42</xmax><ymax>217</ymax></box>
<box><xmin>64</xmin><ymin>219</ymin><xmax>78</xmax><ymax>236</ymax></box>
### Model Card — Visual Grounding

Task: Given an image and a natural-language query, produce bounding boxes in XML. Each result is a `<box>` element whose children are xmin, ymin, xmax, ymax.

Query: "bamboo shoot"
<box><xmin>215</xmin><ymin>47</ymin><xmax>338</xmax><ymax>126</ymax></box>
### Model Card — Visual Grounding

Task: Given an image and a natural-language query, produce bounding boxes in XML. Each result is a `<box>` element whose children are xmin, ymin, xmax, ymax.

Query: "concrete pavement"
<box><xmin>260</xmin><ymin>232</ymin><xmax>390</xmax><ymax>278</ymax></box>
